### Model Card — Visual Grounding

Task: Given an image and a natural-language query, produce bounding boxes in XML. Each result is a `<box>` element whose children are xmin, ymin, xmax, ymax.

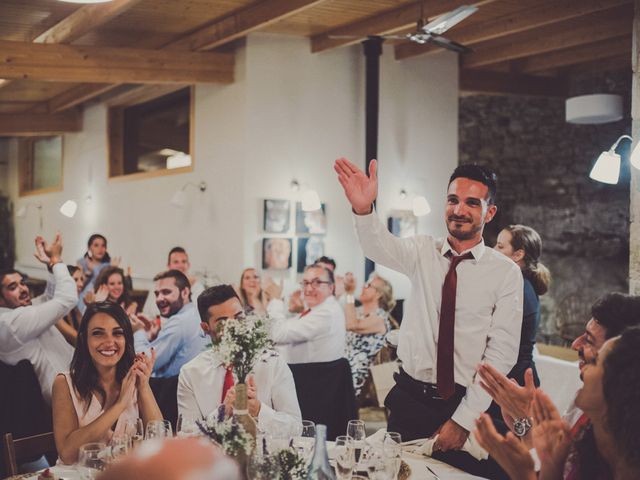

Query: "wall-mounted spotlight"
<box><xmin>171</xmin><ymin>181</ymin><xmax>207</xmax><ymax>208</ymax></box>
<box><xmin>16</xmin><ymin>202</ymin><xmax>43</xmax><ymax>231</ymax></box>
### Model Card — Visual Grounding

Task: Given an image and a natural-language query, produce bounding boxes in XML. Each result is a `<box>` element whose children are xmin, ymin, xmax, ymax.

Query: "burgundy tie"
<box><xmin>437</xmin><ymin>251</ymin><xmax>474</xmax><ymax>399</ymax></box>
<box><xmin>221</xmin><ymin>366</ymin><xmax>235</xmax><ymax>402</ymax></box>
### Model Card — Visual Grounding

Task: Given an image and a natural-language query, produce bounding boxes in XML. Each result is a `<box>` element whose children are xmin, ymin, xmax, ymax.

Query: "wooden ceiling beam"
<box><xmin>168</xmin><ymin>0</ymin><xmax>326</xmax><ymax>52</ymax></box>
<box><xmin>460</xmin><ymin>69</ymin><xmax>568</xmax><ymax>97</ymax></box>
<box><xmin>311</xmin><ymin>0</ymin><xmax>497</xmax><ymax>53</ymax></box>
<box><xmin>0</xmin><ymin>110</ymin><xmax>82</xmax><ymax>136</ymax></box>
<box><xmin>461</xmin><ymin>4</ymin><xmax>632</xmax><ymax>69</ymax></box>
<box><xmin>0</xmin><ymin>40</ymin><xmax>234</xmax><ymax>84</ymax></box>
<box><xmin>395</xmin><ymin>0</ymin><xmax>631</xmax><ymax>60</ymax></box>
<box><xmin>105</xmin><ymin>84</ymin><xmax>190</xmax><ymax>107</ymax></box>
<box><xmin>516</xmin><ymin>35</ymin><xmax>632</xmax><ymax>73</ymax></box>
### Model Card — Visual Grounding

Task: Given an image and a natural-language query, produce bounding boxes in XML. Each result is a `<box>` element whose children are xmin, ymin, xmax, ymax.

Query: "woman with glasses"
<box><xmin>343</xmin><ymin>274</ymin><xmax>396</xmax><ymax>396</ymax></box>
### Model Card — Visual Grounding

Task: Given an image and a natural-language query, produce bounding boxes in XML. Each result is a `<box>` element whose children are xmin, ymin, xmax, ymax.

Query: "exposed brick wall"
<box><xmin>459</xmin><ymin>69</ymin><xmax>631</xmax><ymax>344</ymax></box>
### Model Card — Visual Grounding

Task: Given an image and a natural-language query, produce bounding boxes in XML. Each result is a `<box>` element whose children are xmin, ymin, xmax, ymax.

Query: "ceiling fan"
<box><xmin>331</xmin><ymin>3</ymin><xmax>478</xmax><ymax>54</ymax></box>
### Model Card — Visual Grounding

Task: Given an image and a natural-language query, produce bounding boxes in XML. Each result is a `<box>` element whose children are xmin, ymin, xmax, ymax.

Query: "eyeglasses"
<box><xmin>300</xmin><ymin>279</ymin><xmax>332</xmax><ymax>289</ymax></box>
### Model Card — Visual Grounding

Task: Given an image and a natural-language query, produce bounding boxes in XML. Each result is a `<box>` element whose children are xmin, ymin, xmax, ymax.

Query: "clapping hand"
<box><xmin>247</xmin><ymin>375</ymin><xmax>261</xmax><ymax>417</ymax></box>
<box><xmin>433</xmin><ymin>419</ymin><xmax>469</xmax><ymax>452</ymax></box>
<box><xmin>110</xmin><ymin>256</ymin><xmax>122</xmax><ymax>267</ymax></box>
<box><xmin>94</xmin><ymin>284</ymin><xmax>110</xmax><ymax>302</ymax></box>
<box><xmin>474</xmin><ymin>413</ymin><xmax>536</xmax><ymax>480</ymax></box>
<box><xmin>132</xmin><ymin>349</ymin><xmax>156</xmax><ymax>389</ymax></box>
<box><xmin>116</xmin><ymin>369</ymin><xmax>137</xmax><ymax>410</ymax></box>
<box><xmin>343</xmin><ymin>272</ymin><xmax>356</xmax><ymax>294</ymax></box>
<box><xmin>288</xmin><ymin>289</ymin><xmax>305</xmax><ymax>314</ymax></box>
<box><xmin>33</xmin><ymin>233</ymin><xmax>63</xmax><ymax>266</ymax></box>
<box><xmin>263</xmin><ymin>276</ymin><xmax>283</xmax><ymax>302</ymax></box>
<box><xmin>531</xmin><ymin>390</ymin><xmax>572</xmax><ymax>478</ymax></box>
<box><xmin>334</xmin><ymin>157</ymin><xmax>378</xmax><ymax>215</ymax></box>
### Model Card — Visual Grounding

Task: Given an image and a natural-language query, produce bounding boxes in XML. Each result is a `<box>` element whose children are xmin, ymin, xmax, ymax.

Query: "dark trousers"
<box><xmin>385</xmin><ymin>368</ymin><xmax>509</xmax><ymax>480</ymax></box>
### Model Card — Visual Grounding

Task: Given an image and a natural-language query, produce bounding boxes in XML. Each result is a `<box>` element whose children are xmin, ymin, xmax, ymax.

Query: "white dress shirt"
<box><xmin>0</xmin><ymin>263</ymin><xmax>77</xmax><ymax>404</ymax></box>
<box><xmin>142</xmin><ymin>280</ymin><xmax>205</xmax><ymax>318</ymax></box>
<box><xmin>354</xmin><ymin>211</ymin><xmax>523</xmax><ymax>431</ymax></box>
<box><xmin>268</xmin><ymin>295</ymin><xmax>346</xmax><ymax>364</ymax></box>
<box><xmin>177</xmin><ymin>349</ymin><xmax>302</xmax><ymax>432</ymax></box>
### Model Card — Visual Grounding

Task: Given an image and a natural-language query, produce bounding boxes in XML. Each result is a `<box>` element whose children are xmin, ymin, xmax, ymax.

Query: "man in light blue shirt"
<box><xmin>134</xmin><ymin>270</ymin><xmax>209</xmax><ymax>377</ymax></box>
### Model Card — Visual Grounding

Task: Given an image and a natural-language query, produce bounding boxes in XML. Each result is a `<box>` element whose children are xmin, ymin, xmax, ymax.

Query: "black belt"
<box><xmin>395</xmin><ymin>367</ymin><xmax>465</xmax><ymax>401</ymax></box>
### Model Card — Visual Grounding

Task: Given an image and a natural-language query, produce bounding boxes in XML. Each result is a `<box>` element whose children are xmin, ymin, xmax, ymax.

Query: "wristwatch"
<box><xmin>346</xmin><ymin>294</ymin><xmax>355</xmax><ymax>304</ymax></box>
<box><xmin>513</xmin><ymin>417</ymin><xmax>533</xmax><ymax>437</ymax></box>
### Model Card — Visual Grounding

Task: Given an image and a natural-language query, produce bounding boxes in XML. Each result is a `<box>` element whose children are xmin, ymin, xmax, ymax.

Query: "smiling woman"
<box><xmin>51</xmin><ymin>302</ymin><xmax>162</xmax><ymax>464</ymax></box>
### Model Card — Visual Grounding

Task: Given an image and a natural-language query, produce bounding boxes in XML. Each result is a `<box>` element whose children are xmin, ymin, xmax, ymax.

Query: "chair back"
<box><xmin>2</xmin><ymin>432</ymin><xmax>56</xmax><ymax>477</ymax></box>
<box><xmin>369</xmin><ymin>362</ymin><xmax>399</xmax><ymax>408</ymax></box>
<box><xmin>149</xmin><ymin>375</ymin><xmax>179</xmax><ymax>431</ymax></box>
<box><xmin>288</xmin><ymin>358</ymin><xmax>357</xmax><ymax>441</ymax></box>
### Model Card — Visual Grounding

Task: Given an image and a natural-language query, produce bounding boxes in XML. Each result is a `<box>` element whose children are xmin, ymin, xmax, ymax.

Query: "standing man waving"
<box><xmin>335</xmin><ymin>158</ymin><xmax>522</xmax><ymax>471</ymax></box>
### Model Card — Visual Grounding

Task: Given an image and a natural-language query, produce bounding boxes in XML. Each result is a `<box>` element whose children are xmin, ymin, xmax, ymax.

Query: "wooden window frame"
<box><xmin>18</xmin><ymin>136</ymin><xmax>64</xmax><ymax>197</ymax></box>
<box><xmin>107</xmin><ymin>86</ymin><xmax>195</xmax><ymax>182</ymax></box>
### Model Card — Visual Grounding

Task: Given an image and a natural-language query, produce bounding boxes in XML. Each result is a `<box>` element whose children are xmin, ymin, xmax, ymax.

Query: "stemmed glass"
<box><xmin>78</xmin><ymin>442</ymin><xmax>107</xmax><ymax>480</ymax></box>
<box><xmin>383</xmin><ymin>432</ymin><xmax>402</xmax><ymax>479</ymax></box>
<box><xmin>176</xmin><ymin>414</ymin><xmax>200</xmax><ymax>437</ymax></box>
<box><xmin>125</xmin><ymin>418</ymin><xmax>144</xmax><ymax>448</ymax></box>
<box><xmin>293</xmin><ymin>420</ymin><xmax>316</xmax><ymax>464</ymax></box>
<box><xmin>109</xmin><ymin>434</ymin><xmax>129</xmax><ymax>460</ymax></box>
<box><xmin>145</xmin><ymin>419</ymin><xmax>173</xmax><ymax>439</ymax></box>
<box><xmin>334</xmin><ymin>435</ymin><xmax>355</xmax><ymax>480</ymax></box>
<box><xmin>346</xmin><ymin>420</ymin><xmax>366</xmax><ymax>465</ymax></box>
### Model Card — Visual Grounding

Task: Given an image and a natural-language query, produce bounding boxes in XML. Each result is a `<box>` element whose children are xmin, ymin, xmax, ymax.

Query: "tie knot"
<box><xmin>447</xmin><ymin>251</ymin><xmax>474</xmax><ymax>268</ymax></box>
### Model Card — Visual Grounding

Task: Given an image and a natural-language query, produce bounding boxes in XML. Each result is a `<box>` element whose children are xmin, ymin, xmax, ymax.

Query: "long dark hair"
<box><xmin>504</xmin><ymin>224</ymin><xmax>551</xmax><ymax>295</ymax></box>
<box><xmin>83</xmin><ymin>234</ymin><xmax>111</xmax><ymax>264</ymax></box>
<box><xmin>70</xmin><ymin>302</ymin><xmax>135</xmax><ymax>410</ymax></box>
<box><xmin>93</xmin><ymin>266</ymin><xmax>132</xmax><ymax>307</ymax></box>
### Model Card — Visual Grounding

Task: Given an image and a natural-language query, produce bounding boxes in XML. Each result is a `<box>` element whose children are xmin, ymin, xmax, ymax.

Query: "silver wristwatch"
<box><xmin>513</xmin><ymin>417</ymin><xmax>532</xmax><ymax>437</ymax></box>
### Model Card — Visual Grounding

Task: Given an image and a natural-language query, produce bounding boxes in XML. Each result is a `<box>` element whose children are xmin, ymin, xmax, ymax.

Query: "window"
<box><xmin>18</xmin><ymin>136</ymin><xmax>63</xmax><ymax>196</ymax></box>
<box><xmin>108</xmin><ymin>87</ymin><xmax>193</xmax><ymax>178</ymax></box>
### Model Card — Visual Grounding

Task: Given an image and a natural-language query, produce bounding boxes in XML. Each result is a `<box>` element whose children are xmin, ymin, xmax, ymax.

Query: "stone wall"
<box><xmin>459</xmin><ymin>69</ymin><xmax>631</xmax><ymax>344</ymax></box>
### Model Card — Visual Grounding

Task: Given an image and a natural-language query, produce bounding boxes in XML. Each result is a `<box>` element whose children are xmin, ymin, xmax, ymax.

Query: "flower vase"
<box><xmin>233</xmin><ymin>383</ymin><xmax>256</xmax><ymax>480</ymax></box>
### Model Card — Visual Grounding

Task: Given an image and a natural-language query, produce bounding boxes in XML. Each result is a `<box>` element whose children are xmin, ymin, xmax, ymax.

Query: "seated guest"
<box><xmin>238</xmin><ymin>267</ymin><xmax>267</xmax><ymax>316</ymax></box>
<box><xmin>344</xmin><ymin>274</ymin><xmax>395</xmax><ymax>396</ymax></box>
<box><xmin>0</xmin><ymin>234</ymin><xmax>76</xmax><ymax>404</ymax></box>
<box><xmin>143</xmin><ymin>247</ymin><xmax>205</xmax><ymax>318</ymax></box>
<box><xmin>268</xmin><ymin>264</ymin><xmax>345</xmax><ymax>364</ymax></box>
<box><xmin>76</xmin><ymin>234</ymin><xmax>119</xmax><ymax>313</ymax></box>
<box><xmin>314</xmin><ymin>255</ymin><xmax>346</xmax><ymax>298</ymax></box>
<box><xmin>85</xmin><ymin>266</ymin><xmax>137</xmax><ymax>317</ymax></box>
<box><xmin>55</xmin><ymin>265</ymin><xmax>85</xmax><ymax>346</ymax></box>
<box><xmin>178</xmin><ymin>285</ymin><xmax>301</xmax><ymax>431</ymax></box>
<box><xmin>494</xmin><ymin>224</ymin><xmax>551</xmax><ymax>386</ymax></box>
<box><xmin>475</xmin><ymin>327</ymin><xmax>640</xmax><ymax>480</ymax></box>
<box><xmin>52</xmin><ymin>302</ymin><xmax>162</xmax><ymax>464</ymax></box>
<box><xmin>134</xmin><ymin>270</ymin><xmax>208</xmax><ymax>377</ymax></box>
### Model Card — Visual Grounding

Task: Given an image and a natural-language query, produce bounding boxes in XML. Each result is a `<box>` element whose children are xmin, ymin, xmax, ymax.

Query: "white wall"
<box><xmin>7</xmin><ymin>34</ymin><xmax>458</xmax><ymax>300</ymax></box>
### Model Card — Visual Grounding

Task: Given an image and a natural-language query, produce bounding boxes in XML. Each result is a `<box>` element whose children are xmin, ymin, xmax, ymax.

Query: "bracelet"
<box><xmin>346</xmin><ymin>294</ymin><xmax>355</xmax><ymax>304</ymax></box>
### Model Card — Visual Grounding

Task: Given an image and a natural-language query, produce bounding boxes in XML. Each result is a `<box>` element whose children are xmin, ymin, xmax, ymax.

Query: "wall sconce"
<box><xmin>291</xmin><ymin>178</ymin><xmax>321</xmax><ymax>211</ymax></box>
<box><xmin>59</xmin><ymin>200</ymin><xmax>78</xmax><ymax>218</ymax></box>
<box><xmin>171</xmin><ymin>181</ymin><xmax>207</xmax><ymax>208</ymax></box>
<box><xmin>398</xmin><ymin>189</ymin><xmax>431</xmax><ymax>216</ymax></box>
<box><xmin>589</xmin><ymin>135</ymin><xmax>640</xmax><ymax>184</ymax></box>
<box><xmin>16</xmin><ymin>202</ymin><xmax>43</xmax><ymax>231</ymax></box>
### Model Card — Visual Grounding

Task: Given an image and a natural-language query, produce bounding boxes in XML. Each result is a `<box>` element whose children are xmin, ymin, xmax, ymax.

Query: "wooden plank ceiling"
<box><xmin>0</xmin><ymin>0</ymin><xmax>632</xmax><ymax>135</ymax></box>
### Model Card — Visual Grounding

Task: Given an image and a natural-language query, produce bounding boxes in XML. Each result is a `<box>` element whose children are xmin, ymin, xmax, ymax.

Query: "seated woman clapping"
<box><xmin>52</xmin><ymin>302</ymin><xmax>162</xmax><ymax>464</ymax></box>
<box><xmin>84</xmin><ymin>266</ymin><xmax>137</xmax><ymax>317</ymax></box>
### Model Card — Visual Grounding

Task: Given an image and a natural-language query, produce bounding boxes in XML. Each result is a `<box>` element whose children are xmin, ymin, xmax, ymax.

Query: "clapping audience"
<box><xmin>238</xmin><ymin>267</ymin><xmax>268</xmax><ymax>316</ymax></box>
<box><xmin>55</xmin><ymin>265</ymin><xmax>86</xmax><ymax>346</ymax></box>
<box><xmin>52</xmin><ymin>302</ymin><xmax>162</xmax><ymax>464</ymax></box>
<box><xmin>85</xmin><ymin>266</ymin><xmax>137</xmax><ymax>317</ymax></box>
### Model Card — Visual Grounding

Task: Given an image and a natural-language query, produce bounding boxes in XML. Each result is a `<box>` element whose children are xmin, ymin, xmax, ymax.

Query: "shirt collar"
<box><xmin>440</xmin><ymin>237</ymin><xmax>486</xmax><ymax>262</ymax></box>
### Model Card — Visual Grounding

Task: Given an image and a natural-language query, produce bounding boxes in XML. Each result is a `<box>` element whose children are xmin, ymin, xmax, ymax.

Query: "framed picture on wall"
<box><xmin>295</xmin><ymin>202</ymin><xmax>327</xmax><ymax>234</ymax></box>
<box><xmin>263</xmin><ymin>199</ymin><xmax>291</xmax><ymax>233</ymax></box>
<box><xmin>387</xmin><ymin>211</ymin><xmax>417</xmax><ymax>238</ymax></box>
<box><xmin>297</xmin><ymin>236</ymin><xmax>324</xmax><ymax>273</ymax></box>
<box><xmin>262</xmin><ymin>238</ymin><xmax>292</xmax><ymax>270</ymax></box>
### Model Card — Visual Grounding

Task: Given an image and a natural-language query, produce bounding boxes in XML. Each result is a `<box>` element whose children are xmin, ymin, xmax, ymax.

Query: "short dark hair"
<box><xmin>305</xmin><ymin>264</ymin><xmax>335</xmax><ymax>285</ymax></box>
<box><xmin>67</xmin><ymin>265</ymin><xmax>80</xmax><ymax>276</ymax></box>
<box><xmin>167</xmin><ymin>246</ymin><xmax>187</xmax><ymax>265</ymax></box>
<box><xmin>0</xmin><ymin>269</ymin><xmax>23</xmax><ymax>302</ymax></box>
<box><xmin>197</xmin><ymin>284</ymin><xmax>240</xmax><ymax>322</ymax></box>
<box><xmin>449</xmin><ymin>164</ymin><xmax>498</xmax><ymax>205</ymax></box>
<box><xmin>603</xmin><ymin>327</ymin><xmax>640</xmax><ymax>470</ymax></box>
<box><xmin>153</xmin><ymin>269</ymin><xmax>191</xmax><ymax>301</ymax></box>
<box><xmin>314</xmin><ymin>256</ymin><xmax>336</xmax><ymax>271</ymax></box>
<box><xmin>591</xmin><ymin>293</ymin><xmax>640</xmax><ymax>339</ymax></box>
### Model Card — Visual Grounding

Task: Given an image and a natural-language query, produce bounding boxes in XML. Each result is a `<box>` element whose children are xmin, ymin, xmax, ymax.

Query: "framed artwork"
<box><xmin>296</xmin><ymin>202</ymin><xmax>327</xmax><ymax>234</ymax></box>
<box><xmin>297</xmin><ymin>236</ymin><xmax>324</xmax><ymax>273</ymax></box>
<box><xmin>387</xmin><ymin>211</ymin><xmax>417</xmax><ymax>238</ymax></box>
<box><xmin>262</xmin><ymin>238</ymin><xmax>292</xmax><ymax>270</ymax></box>
<box><xmin>263</xmin><ymin>199</ymin><xmax>290</xmax><ymax>233</ymax></box>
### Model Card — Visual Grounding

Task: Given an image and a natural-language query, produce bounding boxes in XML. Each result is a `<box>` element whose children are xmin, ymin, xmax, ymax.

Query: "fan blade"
<box><xmin>379</xmin><ymin>34</ymin><xmax>411</xmax><ymax>40</ymax></box>
<box><xmin>328</xmin><ymin>34</ymin><xmax>366</xmax><ymax>39</ymax></box>
<box><xmin>428</xmin><ymin>34</ymin><xmax>473</xmax><ymax>54</ymax></box>
<box><xmin>423</xmin><ymin>5</ymin><xmax>478</xmax><ymax>35</ymax></box>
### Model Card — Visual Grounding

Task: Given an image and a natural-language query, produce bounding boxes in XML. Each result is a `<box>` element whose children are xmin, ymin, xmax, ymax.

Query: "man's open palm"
<box><xmin>334</xmin><ymin>157</ymin><xmax>378</xmax><ymax>214</ymax></box>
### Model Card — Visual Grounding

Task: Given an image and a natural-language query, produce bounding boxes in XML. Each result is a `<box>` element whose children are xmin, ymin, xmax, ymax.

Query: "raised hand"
<box><xmin>110</xmin><ymin>256</ymin><xmax>122</xmax><ymax>267</ymax></box>
<box><xmin>478</xmin><ymin>364</ymin><xmax>535</xmax><ymax>428</ymax></box>
<box><xmin>334</xmin><ymin>157</ymin><xmax>378</xmax><ymax>215</ymax></box>
<box><xmin>531</xmin><ymin>389</ymin><xmax>572</xmax><ymax>476</ymax></box>
<box><xmin>343</xmin><ymin>272</ymin><xmax>356</xmax><ymax>294</ymax></box>
<box><xmin>116</xmin><ymin>369</ymin><xmax>137</xmax><ymax>410</ymax></box>
<box><xmin>133</xmin><ymin>349</ymin><xmax>156</xmax><ymax>389</ymax></box>
<box><xmin>263</xmin><ymin>277</ymin><xmax>283</xmax><ymax>302</ymax></box>
<box><xmin>474</xmin><ymin>413</ymin><xmax>536</xmax><ymax>480</ymax></box>
<box><xmin>94</xmin><ymin>284</ymin><xmax>110</xmax><ymax>302</ymax></box>
<box><xmin>33</xmin><ymin>236</ymin><xmax>51</xmax><ymax>264</ymax></box>
<box><xmin>34</xmin><ymin>234</ymin><xmax>63</xmax><ymax>266</ymax></box>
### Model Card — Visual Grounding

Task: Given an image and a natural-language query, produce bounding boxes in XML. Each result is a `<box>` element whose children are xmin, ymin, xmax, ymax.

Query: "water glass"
<box><xmin>334</xmin><ymin>435</ymin><xmax>355</xmax><ymax>480</ymax></box>
<box><xmin>293</xmin><ymin>420</ymin><xmax>315</xmax><ymax>463</ymax></box>
<box><xmin>176</xmin><ymin>414</ymin><xmax>200</xmax><ymax>437</ymax></box>
<box><xmin>145</xmin><ymin>419</ymin><xmax>173</xmax><ymax>439</ymax></box>
<box><xmin>110</xmin><ymin>434</ymin><xmax>129</xmax><ymax>460</ymax></box>
<box><xmin>347</xmin><ymin>419</ymin><xmax>366</xmax><ymax>466</ymax></box>
<box><xmin>383</xmin><ymin>432</ymin><xmax>402</xmax><ymax>479</ymax></box>
<box><xmin>78</xmin><ymin>442</ymin><xmax>107</xmax><ymax>479</ymax></box>
<box><xmin>125</xmin><ymin>418</ymin><xmax>144</xmax><ymax>448</ymax></box>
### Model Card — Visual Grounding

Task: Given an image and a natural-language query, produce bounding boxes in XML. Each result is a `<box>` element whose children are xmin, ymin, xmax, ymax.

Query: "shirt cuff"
<box><xmin>51</xmin><ymin>262</ymin><xmax>67</xmax><ymax>276</ymax></box>
<box><xmin>352</xmin><ymin>208</ymin><xmax>376</xmax><ymax>223</ymax></box>
<box><xmin>257</xmin><ymin>402</ymin><xmax>275</xmax><ymax>427</ymax></box>
<box><xmin>451</xmin><ymin>402</ymin><xmax>479</xmax><ymax>433</ymax></box>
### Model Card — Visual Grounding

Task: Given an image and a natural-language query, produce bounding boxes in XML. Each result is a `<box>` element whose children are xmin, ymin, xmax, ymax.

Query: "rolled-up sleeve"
<box><xmin>257</xmin><ymin>356</ymin><xmax>302</xmax><ymax>432</ymax></box>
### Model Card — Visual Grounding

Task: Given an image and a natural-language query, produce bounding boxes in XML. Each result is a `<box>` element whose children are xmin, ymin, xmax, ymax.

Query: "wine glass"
<box><xmin>125</xmin><ymin>418</ymin><xmax>144</xmax><ymax>448</ymax></box>
<box><xmin>145</xmin><ymin>419</ymin><xmax>173</xmax><ymax>439</ymax></box>
<box><xmin>176</xmin><ymin>414</ymin><xmax>199</xmax><ymax>437</ymax></box>
<box><xmin>109</xmin><ymin>434</ymin><xmax>129</xmax><ymax>460</ymax></box>
<box><xmin>334</xmin><ymin>435</ymin><xmax>355</xmax><ymax>480</ymax></box>
<box><xmin>383</xmin><ymin>432</ymin><xmax>402</xmax><ymax>479</ymax></box>
<box><xmin>294</xmin><ymin>420</ymin><xmax>315</xmax><ymax>463</ymax></box>
<box><xmin>346</xmin><ymin>420</ymin><xmax>366</xmax><ymax>465</ymax></box>
<box><xmin>78</xmin><ymin>442</ymin><xmax>107</xmax><ymax>480</ymax></box>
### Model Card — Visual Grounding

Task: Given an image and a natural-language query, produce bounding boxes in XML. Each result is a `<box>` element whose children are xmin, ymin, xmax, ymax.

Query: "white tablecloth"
<box><xmin>534</xmin><ymin>353</ymin><xmax>582</xmax><ymax>416</ymax></box>
<box><xmin>25</xmin><ymin>465</ymin><xmax>82</xmax><ymax>480</ymax></box>
<box><xmin>401</xmin><ymin>452</ymin><xmax>487</xmax><ymax>479</ymax></box>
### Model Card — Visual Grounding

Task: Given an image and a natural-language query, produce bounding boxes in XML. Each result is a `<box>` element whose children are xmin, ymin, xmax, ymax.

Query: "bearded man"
<box><xmin>335</xmin><ymin>159</ymin><xmax>523</xmax><ymax>476</ymax></box>
<box><xmin>134</xmin><ymin>269</ymin><xmax>208</xmax><ymax>377</ymax></box>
